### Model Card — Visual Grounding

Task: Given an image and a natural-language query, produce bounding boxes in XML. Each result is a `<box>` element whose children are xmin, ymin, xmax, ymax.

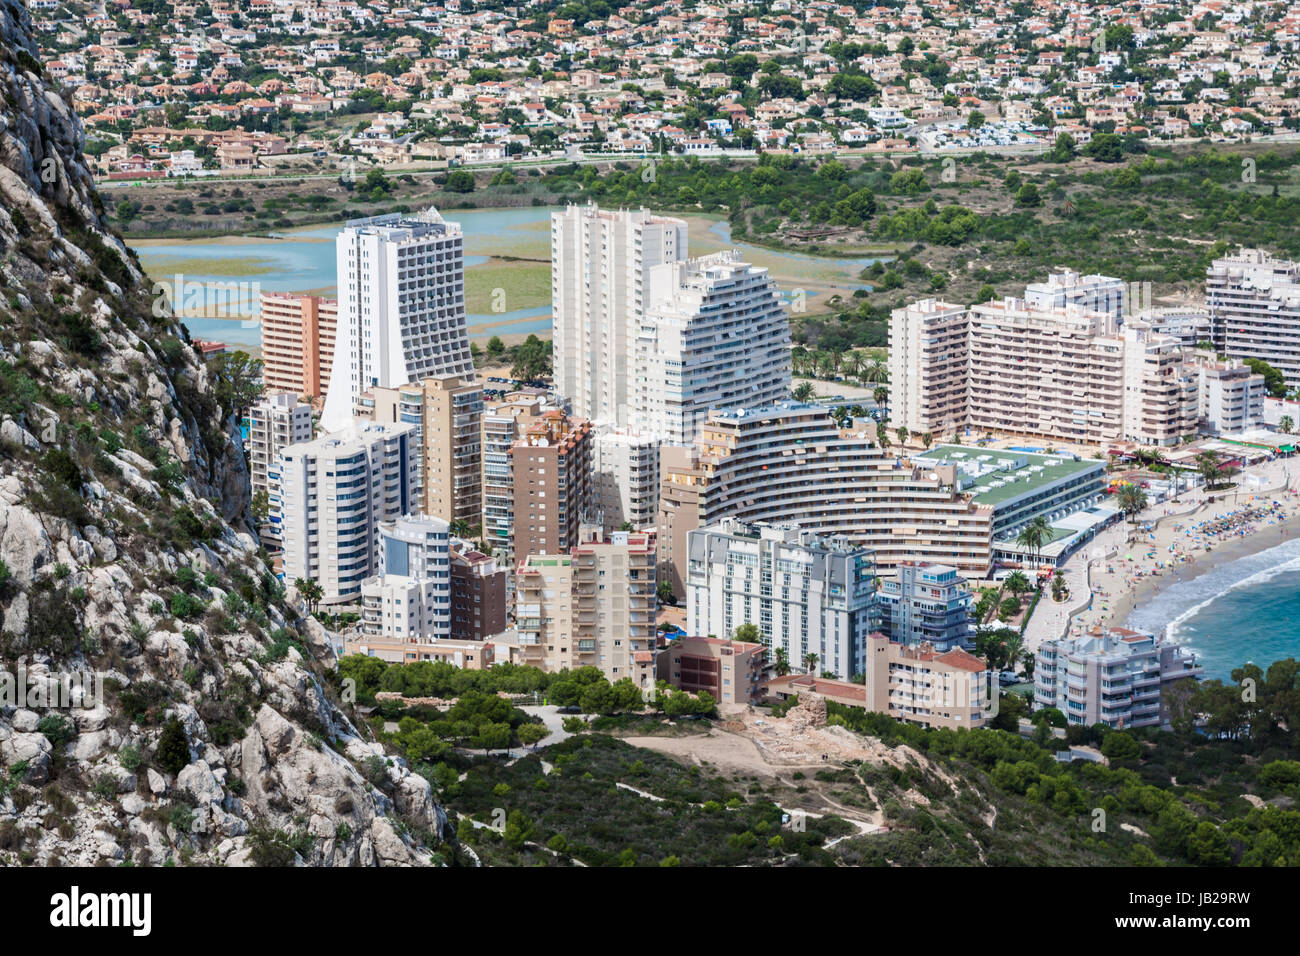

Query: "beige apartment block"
<box><xmin>260</xmin><ymin>292</ymin><xmax>337</xmax><ymax>402</ymax></box>
<box><xmin>891</xmin><ymin>290</ymin><xmax>1201</xmax><ymax>448</ymax></box>
<box><xmin>888</xmin><ymin>298</ymin><xmax>970</xmax><ymax>439</ymax></box>
<box><xmin>341</xmin><ymin>636</ymin><xmax>495</xmax><ymax>668</ymax></box>
<box><xmin>1121</xmin><ymin>322</ymin><xmax>1200</xmax><ymax>446</ymax></box>
<box><xmin>657</xmin><ymin>635</ymin><xmax>767</xmax><ymax>705</ymax></box>
<box><xmin>355</xmin><ymin>374</ymin><xmax>484</xmax><ymax>525</ymax></box>
<box><xmin>515</xmin><ymin>530</ymin><xmax>658</xmax><ymax>687</ymax></box>
<box><xmin>765</xmin><ymin>633</ymin><xmax>989</xmax><ymax>731</ymax></box>
<box><xmin>965</xmin><ymin>297</ymin><xmax>1127</xmax><ymax>444</ymax></box>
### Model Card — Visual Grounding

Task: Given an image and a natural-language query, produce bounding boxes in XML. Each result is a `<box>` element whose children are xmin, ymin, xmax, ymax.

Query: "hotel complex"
<box><xmin>911</xmin><ymin>445</ymin><xmax>1110</xmax><ymax>564</ymax></box>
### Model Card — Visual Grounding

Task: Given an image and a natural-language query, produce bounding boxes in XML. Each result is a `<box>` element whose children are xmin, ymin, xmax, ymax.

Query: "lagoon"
<box><xmin>130</xmin><ymin>205</ymin><xmax>887</xmax><ymax>349</ymax></box>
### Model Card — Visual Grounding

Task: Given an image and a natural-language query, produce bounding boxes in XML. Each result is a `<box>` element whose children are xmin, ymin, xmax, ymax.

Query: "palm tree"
<box><xmin>843</xmin><ymin>351</ymin><xmax>866</xmax><ymax>381</ymax></box>
<box><xmin>1051</xmin><ymin>570</ymin><xmax>1067</xmax><ymax>602</ymax></box>
<box><xmin>791</xmin><ymin>346</ymin><xmax>811</xmax><ymax>377</ymax></box>
<box><xmin>450</xmin><ymin>519</ymin><xmax>473</xmax><ymax>539</ymax></box>
<box><xmin>920</xmin><ymin>431</ymin><xmax>933</xmax><ymax>450</ymax></box>
<box><xmin>873</xmin><ymin>386</ymin><xmax>889</xmax><ymax>417</ymax></box>
<box><xmin>1195</xmin><ymin>451</ymin><xmax>1222</xmax><ymax>490</ymax></box>
<box><xmin>1004</xmin><ymin>570</ymin><xmax>1030</xmax><ymax>599</ymax></box>
<box><xmin>293</xmin><ymin>577</ymin><xmax>323</xmax><ymax>615</ymax></box>
<box><xmin>1003</xmin><ymin>630</ymin><xmax>1025</xmax><ymax>675</ymax></box>
<box><xmin>896</xmin><ymin>426</ymin><xmax>909</xmax><ymax>447</ymax></box>
<box><xmin>792</xmin><ymin>380</ymin><xmax>817</xmax><ymax>402</ymax></box>
<box><xmin>773</xmin><ymin>647</ymin><xmax>791</xmax><ymax>676</ymax></box>
<box><xmin>803</xmin><ymin>652</ymin><xmax>819</xmax><ymax>675</ymax></box>
<box><xmin>861</xmin><ymin>358</ymin><xmax>888</xmax><ymax>384</ymax></box>
<box><xmin>1116</xmin><ymin>483</ymin><xmax>1148</xmax><ymax>532</ymax></box>
<box><xmin>876</xmin><ymin>422</ymin><xmax>891</xmax><ymax>449</ymax></box>
<box><xmin>1015</xmin><ymin>515</ymin><xmax>1050</xmax><ymax>566</ymax></box>
<box><xmin>1280</xmin><ymin>415</ymin><xmax>1294</xmax><ymax>435</ymax></box>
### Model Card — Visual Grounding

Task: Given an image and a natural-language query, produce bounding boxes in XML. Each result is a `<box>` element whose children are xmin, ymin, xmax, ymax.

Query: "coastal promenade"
<box><xmin>1023</xmin><ymin>457</ymin><xmax>1300</xmax><ymax>652</ymax></box>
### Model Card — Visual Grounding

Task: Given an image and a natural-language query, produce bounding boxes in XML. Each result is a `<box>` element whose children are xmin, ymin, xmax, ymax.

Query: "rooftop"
<box><xmin>914</xmin><ymin>445</ymin><xmax>1102</xmax><ymax>507</ymax></box>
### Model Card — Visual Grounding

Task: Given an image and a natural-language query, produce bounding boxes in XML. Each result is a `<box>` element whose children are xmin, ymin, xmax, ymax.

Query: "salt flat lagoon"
<box><xmin>129</xmin><ymin>206</ymin><xmax>887</xmax><ymax>349</ymax></box>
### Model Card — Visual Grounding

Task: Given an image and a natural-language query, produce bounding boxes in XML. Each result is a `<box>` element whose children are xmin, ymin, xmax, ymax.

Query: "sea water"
<box><xmin>1125</xmin><ymin>536</ymin><xmax>1300</xmax><ymax>680</ymax></box>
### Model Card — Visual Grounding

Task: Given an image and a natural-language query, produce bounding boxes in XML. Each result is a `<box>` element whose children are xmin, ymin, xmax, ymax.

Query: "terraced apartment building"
<box><xmin>633</xmin><ymin>250</ymin><xmax>792</xmax><ymax>445</ymax></box>
<box><xmin>657</xmin><ymin>402</ymin><xmax>994</xmax><ymax>593</ymax></box>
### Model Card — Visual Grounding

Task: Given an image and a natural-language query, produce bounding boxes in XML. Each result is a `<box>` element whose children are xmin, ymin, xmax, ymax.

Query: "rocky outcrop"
<box><xmin>0</xmin><ymin>0</ymin><xmax>450</xmax><ymax>867</ymax></box>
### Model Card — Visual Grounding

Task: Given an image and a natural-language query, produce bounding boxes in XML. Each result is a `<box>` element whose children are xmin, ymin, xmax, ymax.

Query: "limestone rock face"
<box><xmin>0</xmin><ymin>0</ymin><xmax>451</xmax><ymax>867</ymax></box>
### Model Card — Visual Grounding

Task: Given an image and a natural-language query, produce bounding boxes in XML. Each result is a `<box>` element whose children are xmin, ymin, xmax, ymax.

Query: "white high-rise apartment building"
<box><xmin>634</xmin><ymin>252</ymin><xmax>792</xmax><ymax>445</ymax></box>
<box><xmin>1207</xmin><ymin>248</ymin><xmax>1300</xmax><ymax>391</ymax></box>
<box><xmin>1023</xmin><ymin>269</ymin><xmax>1125</xmax><ymax>322</ymax></box>
<box><xmin>551</xmin><ymin>204</ymin><xmax>687</xmax><ymax>426</ymax></box>
<box><xmin>279</xmin><ymin>422</ymin><xmax>416</xmax><ymax>604</ymax></box>
<box><xmin>685</xmin><ymin>519</ymin><xmax>879</xmax><ymax>681</ymax></box>
<box><xmin>249</xmin><ymin>393</ymin><xmax>313</xmax><ymax>549</ymax></box>
<box><xmin>594</xmin><ymin>427</ymin><xmax>662</xmax><ymax>533</ymax></box>
<box><xmin>322</xmin><ymin>209</ymin><xmax>475</xmax><ymax>433</ymax></box>
<box><xmin>378</xmin><ymin>514</ymin><xmax>453</xmax><ymax>579</ymax></box>
<box><xmin>360</xmin><ymin>515</ymin><xmax>454</xmax><ymax>643</ymax></box>
<box><xmin>1188</xmin><ymin>353</ymin><xmax>1267</xmax><ymax>434</ymax></box>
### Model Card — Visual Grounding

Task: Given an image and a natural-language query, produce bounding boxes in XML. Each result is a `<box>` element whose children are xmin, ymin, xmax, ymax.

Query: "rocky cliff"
<box><xmin>0</xmin><ymin>0</ymin><xmax>451</xmax><ymax>865</ymax></box>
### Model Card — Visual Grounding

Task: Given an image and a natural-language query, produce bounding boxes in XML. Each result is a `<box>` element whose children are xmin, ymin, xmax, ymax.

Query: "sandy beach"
<box><xmin>1026</xmin><ymin>455</ymin><xmax>1300</xmax><ymax>650</ymax></box>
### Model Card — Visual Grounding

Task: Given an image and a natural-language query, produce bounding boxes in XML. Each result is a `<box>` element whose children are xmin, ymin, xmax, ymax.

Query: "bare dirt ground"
<box><xmin>624</xmin><ymin>698</ymin><xmax>969</xmax><ymax>834</ymax></box>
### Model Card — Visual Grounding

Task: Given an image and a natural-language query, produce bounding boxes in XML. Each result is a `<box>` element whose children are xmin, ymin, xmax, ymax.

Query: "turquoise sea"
<box><xmin>1125</xmin><ymin>536</ymin><xmax>1300</xmax><ymax>680</ymax></box>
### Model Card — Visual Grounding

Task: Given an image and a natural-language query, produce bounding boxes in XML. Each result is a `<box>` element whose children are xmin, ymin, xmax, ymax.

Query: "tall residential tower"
<box><xmin>322</xmin><ymin>209</ymin><xmax>475</xmax><ymax>433</ymax></box>
<box><xmin>551</xmin><ymin>204</ymin><xmax>687</xmax><ymax>426</ymax></box>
